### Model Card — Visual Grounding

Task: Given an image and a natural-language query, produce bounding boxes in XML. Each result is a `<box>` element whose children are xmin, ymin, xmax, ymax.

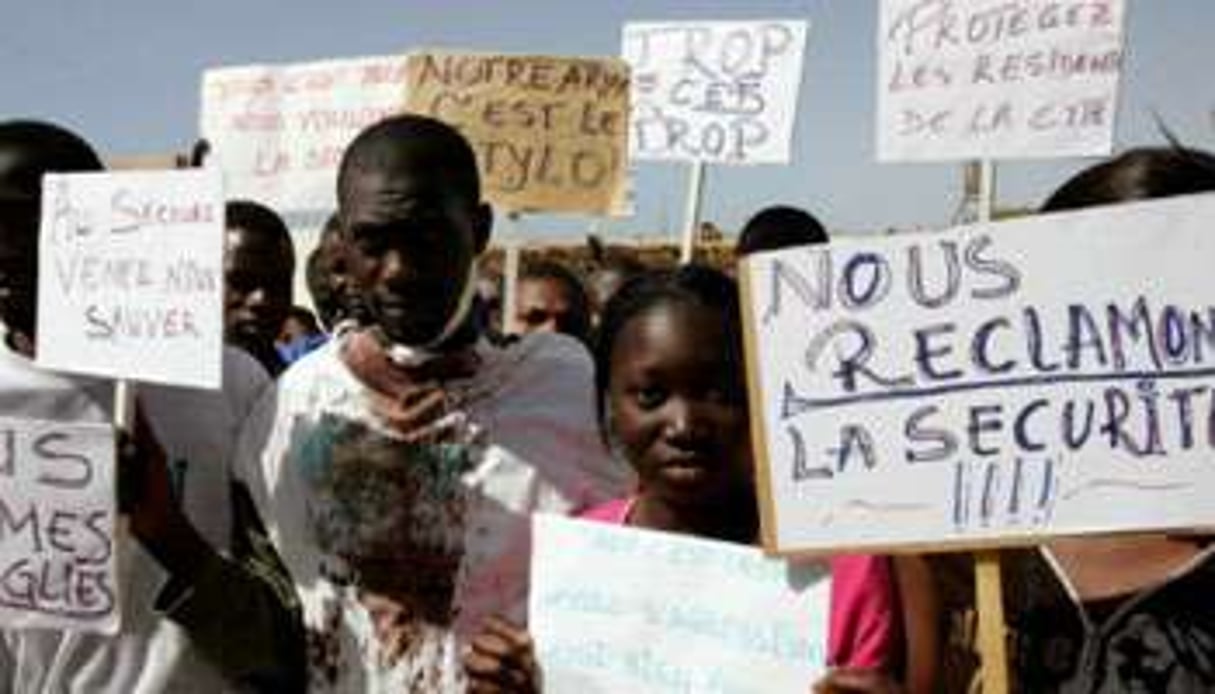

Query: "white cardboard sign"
<box><xmin>877</xmin><ymin>0</ymin><xmax>1126</xmax><ymax>162</ymax></box>
<box><xmin>623</xmin><ymin>20</ymin><xmax>809</xmax><ymax>164</ymax></box>
<box><xmin>742</xmin><ymin>193</ymin><xmax>1215</xmax><ymax>553</ymax></box>
<box><xmin>36</xmin><ymin>169</ymin><xmax>224</xmax><ymax>389</ymax></box>
<box><xmin>530</xmin><ymin>514</ymin><xmax>829</xmax><ymax>692</ymax></box>
<box><xmin>0</xmin><ymin>417</ymin><xmax>117</xmax><ymax>633</ymax></box>
<box><xmin>200</xmin><ymin>55</ymin><xmax>409</xmax><ymax>213</ymax></box>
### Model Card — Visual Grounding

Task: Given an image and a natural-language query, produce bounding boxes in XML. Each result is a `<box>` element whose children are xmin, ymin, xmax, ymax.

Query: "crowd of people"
<box><xmin>0</xmin><ymin>113</ymin><xmax>1214</xmax><ymax>693</ymax></box>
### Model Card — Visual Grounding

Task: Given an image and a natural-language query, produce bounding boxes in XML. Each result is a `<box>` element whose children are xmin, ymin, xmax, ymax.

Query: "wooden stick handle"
<box><xmin>975</xmin><ymin>550</ymin><xmax>1010</xmax><ymax>694</ymax></box>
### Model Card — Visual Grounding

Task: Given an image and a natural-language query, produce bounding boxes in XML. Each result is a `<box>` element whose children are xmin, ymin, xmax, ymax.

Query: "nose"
<box><xmin>380</xmin><ymin>247</ymin><xmax>414</xmax><ymax>285</ymax></box>
<box><xmin>537</xmin><ymin>316</ymin><xmax>559</xmax><ymax>334</ymax></box>
<box><xmin>663</xmin><ymin>397</ymin><xmax>708</xmax><ymax>447</ymax></box>
<box><xmin>244</xmin><ymin>286</ymin><xmax>268</xmax><ymax>309</ymax></box>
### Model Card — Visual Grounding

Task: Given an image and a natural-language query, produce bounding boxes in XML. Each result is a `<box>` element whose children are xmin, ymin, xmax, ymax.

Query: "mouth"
<box><xmin>657</xmin><ymin>455</ymin><xmax>713</xmax><ymax>485</ymax></box>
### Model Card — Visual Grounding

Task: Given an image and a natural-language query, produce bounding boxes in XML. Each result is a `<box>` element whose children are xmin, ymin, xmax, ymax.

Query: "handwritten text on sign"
<box><xmin>0</xmin><ymin>418</ymin><xmax>116</xmax><ymax>633</ymax></box>
<box><xmin>201</xmin><ymin>55</ymin><xmax>409</xmax><ymax>213</ymax></box>
<box><xmin>530</xmin><ymin>514</ymin><xmax>829</xmax><ymax>693</ymax></box>
<box><xmin>743</xmin><ymin>194</ymin><xmax>1215</xmax><ymax>553</ymax></box>
<box><xmin>405</xmin><ymin>51</ymin><xmax>630</xmax><ymax>215</ymax></box>
<box><xmin>877</xmin><ymin>0</ymin><xmax>1125</xmax><ymax>161</ymax></box>
<box><xmin>623</xmin><ymin>20</ymin><xmax>808</xmax><ymax>165</ymax></box>
<box><xmin>36</xmin><ymin>170</ymin><xmax>224</xmax><ymax>389</ymax></box>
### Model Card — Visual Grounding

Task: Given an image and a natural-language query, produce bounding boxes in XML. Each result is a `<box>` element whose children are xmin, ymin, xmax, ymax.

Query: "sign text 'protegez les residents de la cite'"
<box><xmin>877</xmin><ymin>0</ymin><xmax>1125</xmax><ymax>161</ymax></box>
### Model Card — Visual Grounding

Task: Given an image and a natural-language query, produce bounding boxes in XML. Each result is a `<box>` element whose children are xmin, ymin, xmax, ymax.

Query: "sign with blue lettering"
<box><xmin>741</xmin><ymin>193</ymin><xmax>1215</xmax><ymax>553</ymax></box>
<box><xmin>36</xmin><ymin>169</ymin><xmax>224</xmax><ymax>389</ymax></box>
<box><xmin>530</xmin><ymin>514</ymin><xmax>829</xmax><ymax>692</ymax></box>
<box><xmin>623</xmin><ymin>20</ymin><xmax>809</xmax><ymax>165</ymax></box>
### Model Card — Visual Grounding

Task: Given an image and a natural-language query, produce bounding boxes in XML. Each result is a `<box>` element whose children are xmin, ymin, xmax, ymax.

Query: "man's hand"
<box><xmin>342</xmin><ymin>329</ymin><xmax>479</xmax><ymax>441</ymax></box>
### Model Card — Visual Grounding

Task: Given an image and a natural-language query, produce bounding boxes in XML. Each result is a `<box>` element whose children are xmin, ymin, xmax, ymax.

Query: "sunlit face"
<box><xmin>224</xmin><ymin>226</ymin><xmax>294</xmax><ymax>347</ymax></box>
<box><xmin>515</xmin><ymin>277</ymin><xmax>580</xmax><ymax>338</ymax></box>
<box><xmin>607</xmin><ymin>301</ymin><xmax>751</xmax><ymax>509</ymax></box>
<box><xmin>340</xmin><ymin>164</ymin><xmax>488</xmax><ymax>347</ymax></box>
<box><xmin>312</xmin><ymin>230</ymin><xmax>367</xmax><ymax>329</ymax></box>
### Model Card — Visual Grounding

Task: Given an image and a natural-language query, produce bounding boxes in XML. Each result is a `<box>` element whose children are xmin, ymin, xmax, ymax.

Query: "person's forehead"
<box><xmin>520</xmin><ymin>277</ymin><xmax>573</xmax><ymax>306</ymax></box>
<box><xmin>225</xmin><ymin>228</ymin><xmax>293</xmax><ymax>275</ymax></box>
<box><xmin>342</xmin><ymin>164</ymin><xmax>466</xmax><ymax>219</ymax></box>
<box><xmin>625</xmin><ymin>303</ymin><xmax>719</xmax><ymax>350</ymax></box>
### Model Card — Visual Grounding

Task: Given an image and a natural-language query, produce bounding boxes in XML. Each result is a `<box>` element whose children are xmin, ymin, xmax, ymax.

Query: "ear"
<box><xmin>471</xmin><ymin>202</ymin><xmax>492</xmax><ymax>255</ymax></box>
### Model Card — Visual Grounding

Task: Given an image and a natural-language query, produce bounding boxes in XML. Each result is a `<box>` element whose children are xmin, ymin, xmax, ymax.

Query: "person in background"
<box><xmin>513</xmin><ymin>259</ymin><xmax>592</xmax><ymax>344</ymax></box>
<box><xmin>224</xmin><ymin>200</ymin><xmax>294</xmax><ymax>377</ymax></box>
<box><xmin>0</xmin><ymin>119</ymin><xmax>303</xmax><ymax>692</ymax></box>
<box><xmin>931</xmin><ymin>146</ymin><xmax>1215</xmax><ymax>693</ymax></box>
<box><xmin>232</xmin><ymin>114</ymin><xmax>628</xmax><ymax>691</ymax></box>
<box><xmin>306</xmin><ymin>212</ymin><xmax>368</xmax><ymax>333</ymax></box>
<box><xmin>464</xmin><ymin>266</ymin><xmax>904</xmax><ymax>693</ymax></box>
<box><xmin>277</xmin><ymin>305</ymin><xmax>327</xmax><ymax>365</ymax></box>
<box><xmin>734</xmin><ymin>205</ymin><xmax>828</xmax><ymax>257</ymax></box>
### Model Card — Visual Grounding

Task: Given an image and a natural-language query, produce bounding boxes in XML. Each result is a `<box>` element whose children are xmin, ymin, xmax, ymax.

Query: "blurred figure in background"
<box><xmin>224</xmin><ymin>200</ymin><xmax>294</xmax><ymax>377</ymax></box>
<box><xmin>513</xmin><ymin>259</ymin><xmax>592</xmax><ymax>344</ymax></box>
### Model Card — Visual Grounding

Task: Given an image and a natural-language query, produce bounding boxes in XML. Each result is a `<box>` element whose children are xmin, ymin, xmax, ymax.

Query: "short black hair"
<box><xmin>337</xmin><ymin>114</ymin><xmax>481</xmax><ymax>208</ymax></box>
<box><xmin>592</xmin><ymin>264</ymin><xmax>743</xmax><ymax>442</ymax></box>
<box><xmin>520</xmin><ymin>259</ymin><xmax>592</xmax><ymax>340</ymax></box>
<box><xmin>1042</xmin><ymin>146</ymin><xmax>1215</xmax><ymax>212</ymax></box>
<box><xmin>0</xmin><ymin>120</ymin><xmax>103</xmax><ymax>200</ymax></box>
<box><xmin>225</xmin><ymin>199</ymin><xmax>295</xmax><ymax>261</ymax></box>
<box><xmin>735</xmin><ymin>205</ymin><xmax>828</xmax><ymax>256</ymax></box>
<box><xmin>285</xmin><ymin>305</ymin><xmax>320</xmax><ymax>334</ymax></box>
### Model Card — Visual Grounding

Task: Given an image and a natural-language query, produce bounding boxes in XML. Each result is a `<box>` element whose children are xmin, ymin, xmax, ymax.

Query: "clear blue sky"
<box><xmin>2</xmin><ymin>0</ymin><xmax>1213</xmax><ymax>240</ymax></box>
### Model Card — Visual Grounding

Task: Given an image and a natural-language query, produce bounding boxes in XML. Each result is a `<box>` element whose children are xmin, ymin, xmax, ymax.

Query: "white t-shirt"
<box><xmin>0</xmin><ymin>346</ymin><xmax>271</xmax><ymax>694</ymax></box>
<box><xmin>233</xmin><ymin>330</ymin><xmax>630</xmax><ymax>691</ymax></box>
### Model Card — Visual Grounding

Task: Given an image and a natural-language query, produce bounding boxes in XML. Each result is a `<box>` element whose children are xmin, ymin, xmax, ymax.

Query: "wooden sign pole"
<box><xmin>114</xmin><ymin>379</ymin><xmax>135</xmax><ymax>431</ymax></box>
<box><xmin>501</xmin><ymin>213</ymin><xmax>523</xmax><ymax>335</ymax></box>
<box><xmin>973</xmin><ymin>158</ymin><xmax>1010</xmax><ymax>694</ymax></box>
<box><xmin>975</xmin><ymin>550</ymin><xmax>1010</xmax><ymax>694</ymax></box>
<box><xmin>679</xmin><ymin>161</ymin><xmax>705</xmax><ymax>264</ymax></box>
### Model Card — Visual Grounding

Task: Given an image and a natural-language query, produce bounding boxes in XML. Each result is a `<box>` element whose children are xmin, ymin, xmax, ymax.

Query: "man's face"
<box><xmin>515</xmin><ymin>277</ymin><xmax>578</xmax><ymax>338</ymax></box>
<box><xmin>224</xmin><ymin>226</ymin><xmax>294</xmax><ymax>347</ymax></box>
<box><xmin>314</xmin><ymin>231</ymin><xmax>367</xmax><ymax>329</ymax></box>
<box><xmin>340</xmin><ymin>165</ymin><xmax>488</xmax><ymax>346</ymax></box>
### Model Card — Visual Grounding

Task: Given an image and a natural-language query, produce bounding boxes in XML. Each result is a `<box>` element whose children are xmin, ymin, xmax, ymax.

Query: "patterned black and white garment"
<box><xmin>933</xmin><ymin>544</ymin><xmax>1215</xmax><ymax>693</ymax></box>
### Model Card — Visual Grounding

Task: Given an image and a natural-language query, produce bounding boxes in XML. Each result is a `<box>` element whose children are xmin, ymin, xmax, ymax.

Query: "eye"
<box><xmin>521</xmin><ymin>309</ymin><xmax>547</xmax><ymax>326</ymax></box>
<box><xmin>353</xmin><ymin>234</ymin><xmax>387</xmax><ymax>255</ymax></box>
<box><xmin>634</xmin><ymin>386</ymin><xmax>667</xmax><ymax>410</ymax></box>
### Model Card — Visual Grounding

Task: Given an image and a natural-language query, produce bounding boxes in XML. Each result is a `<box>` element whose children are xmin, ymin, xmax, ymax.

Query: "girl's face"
<box><xmin>607</xmin><ymin>300</ymin><xmax>752</xmax><ymax>509</ymax></box>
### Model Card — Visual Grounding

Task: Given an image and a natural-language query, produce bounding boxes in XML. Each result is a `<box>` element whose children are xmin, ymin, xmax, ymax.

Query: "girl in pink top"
<box><xmin>465</xmin><ymin>266</ymin><xmax>901</xmax><ymax>693</ymax></box>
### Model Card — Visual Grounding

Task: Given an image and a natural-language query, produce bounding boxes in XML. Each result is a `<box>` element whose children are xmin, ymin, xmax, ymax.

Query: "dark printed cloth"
<box><xmin>932</xmin><ymin>545</ymin><xmax>1215</xmax><ymax>693</ymax></box>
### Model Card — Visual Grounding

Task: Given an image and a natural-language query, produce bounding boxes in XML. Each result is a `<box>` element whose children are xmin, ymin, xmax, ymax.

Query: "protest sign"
<box><xmin>200</xmin><ymin>55</ymin><xmax>410</xmax><ymax>213</ymax></box>
<box><xmin>530</xmin><ymin>514</ymin><xmax>829</xmax><ymax>693</ymax></box>
<box><xmin>622</xmin><ymin>20</ymin><xmax>809</xmax><ymax>165</ymax></box>
<box><xmin>404</xmin><ymin>51</ymin><xmax>630</xmax><ymax>216</ymax></box>
<box><xmin>877</xmin><ymin>0</ymin><xmax>1126</xmax><ymax>161</ymax></box>
<box><xmin>0</xmin><ymin>417</ymin><xmax>117</xmax><ymax>633</ymax></box>
<box><xmin>36</xmin><ymin>169</ymin><xmax>224</xmax><ymax>390</ymax></box>
<box><xmin>741</xmin><ymin>193</ymin><xmax>1215</xmax><ymax>554</ymax></box>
